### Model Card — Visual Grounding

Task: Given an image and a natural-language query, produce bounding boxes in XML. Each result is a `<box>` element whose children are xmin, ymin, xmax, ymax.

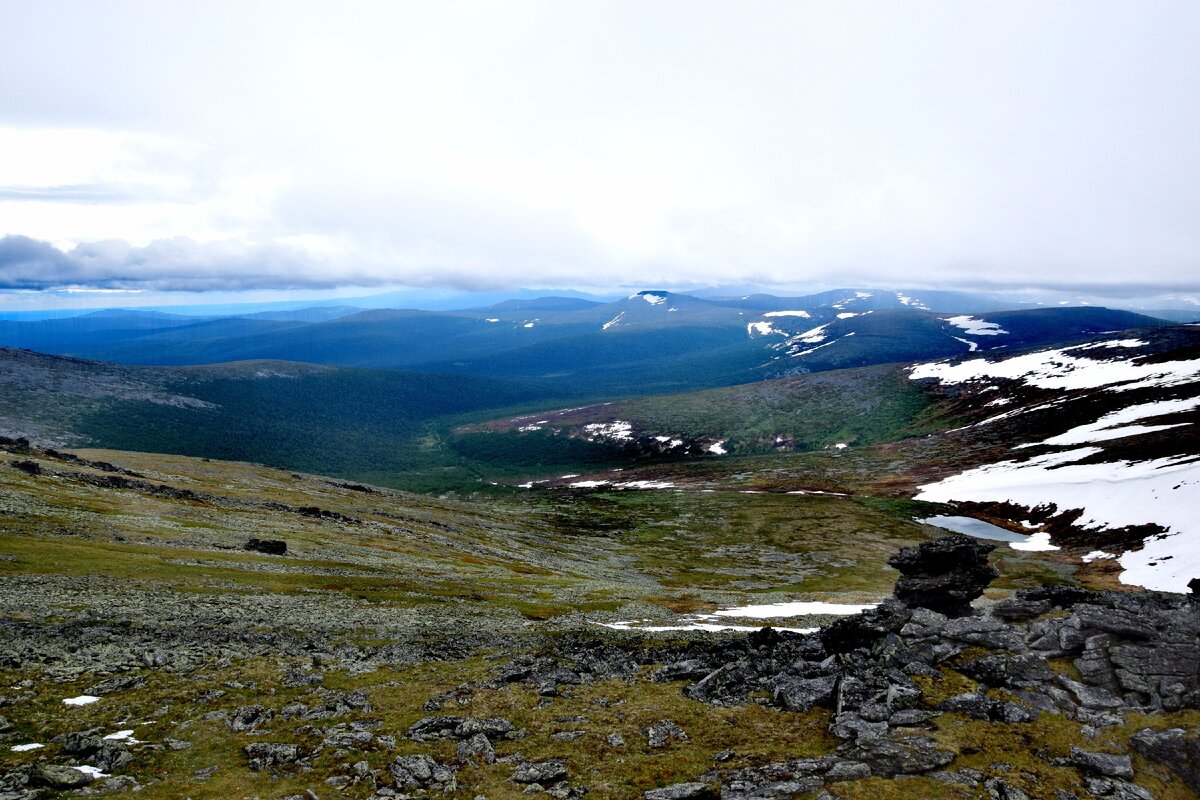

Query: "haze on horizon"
<box><xmin>1</xmin><ymin>0</ymin><xmax>1199</xmax><ymax>308</ymax></box>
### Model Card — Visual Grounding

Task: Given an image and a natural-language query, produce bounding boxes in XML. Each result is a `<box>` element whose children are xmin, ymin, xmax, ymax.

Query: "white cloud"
<box><xmin>0</xmin><ymin>1</ymin><xmax>1197</xmax><ymax>293</ymax></box>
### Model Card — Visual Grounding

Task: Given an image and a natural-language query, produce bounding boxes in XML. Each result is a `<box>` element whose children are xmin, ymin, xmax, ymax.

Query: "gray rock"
<box><xmin>457</xmin><ymin>733</ymin><xmax>496</xmax><ymax>764</ymax></box>
<box><xmin>511</xmin><ymin>759</ymin><xmax>568</xmax><ymax>786</ymax></box>
<box><xmin>773</xmin><ymin>675</ymin><xmax>836</xmax><ymax>712</ymax></box>
<box><xmin>841</xmin><ymin>735</ymin><xmax>955</xmax><ymax>777</ymax></box>
<box><xmin>1082</xmin><ymin>776</ymin><xmax>1152</xmax><ymax>799</ymax></box>
<box><xmin>1067</xmin><ymin>746</ymin><xmax>1133</xmax><ymax>778</ymax></box>
<box><xmin>643</xmin><ymin>782</ymin><xmax>717</xmax><ymax>799</ymax></box>
<box><xmin>228</xmin><ymin>704</ymin><xmax>274</xmax><ymax>732</ymax></box>
<box><xmin>605</xmin><ymin>733</ymin><xmax>625</xmax><ymax>747</ymax></box>
<box><xmin>824</xmin><ymin>760</ymin><xmax>870</xmax><ymax>781</ymax></box>
<box><xmin>29</xmin><ymin>763</ymin><xmax>94</xmax><ymax>789</ymax></box>
<box><xmin>245</xmin><ymin>742</ymin><xmax>302</xmax><ymax>771</ymax></box>
<box><xmin>1130</xmin><ymin>727</ymin><xmax>1200</xmax><ymax>792</ymax></box>
<box><xmin>888</xmin><ymin>709</ymin><xmax>940</xmax><ymax>727</ymax></box>
<box><xmin>646</xmin><ymin>720</ymin><xmax>688</xmax><ymax>748</ymax></box>
<box><xmin>984</xmin><ymin>777</ymin><xmax>1031</xmax><ymax>800</ymax></box>
<box><xmin>391</xmin><ymin>753</ymin><xmax>457</xmax><ymax>793</ymax></box>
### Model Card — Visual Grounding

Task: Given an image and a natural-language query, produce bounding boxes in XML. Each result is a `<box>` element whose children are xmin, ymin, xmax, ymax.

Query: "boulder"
<box><xmin>888</xmin><ymin>535</ymin><xmax>998</xmax><ymax>617</ymax></box>
<box><xmin>1130</xmin><ymin>727</ymin><xmax>1200</xmax><ymax>793</ymax></box>
<box><xmin>29</xmin><ymin>763</ymin><xmax>94</xmax><ymax>789</ymax></box>
<box><xmin>1067</xmin><ymin>746</ymin><xmax>1133</xmax><ymax>779</ymax></box>
<box><xmin>244</xmin><ymin>538</ymin><xmax>287</xmax><ymax>555</ymax></box>
<box><xmin>511</xmin><ymin>759</ymin><xmax>568</xmax><ymax>785</ymax></box>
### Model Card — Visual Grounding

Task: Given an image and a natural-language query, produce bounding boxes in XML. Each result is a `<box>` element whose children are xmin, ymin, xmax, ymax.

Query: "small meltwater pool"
<box><xmin>920</xmin><ymin>516</ymin><xmax>1059</xmax><ymax>551</ymax></box>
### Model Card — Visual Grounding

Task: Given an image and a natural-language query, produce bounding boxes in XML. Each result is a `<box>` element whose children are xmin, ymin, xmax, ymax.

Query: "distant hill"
<box><xmin>0</xmin><ymin>292</ymin><xmax>1172</xmax><ymax>397</ymax></box>
<box><xmin>0</xmin><ymin>349</ymin><xmax>561</xmax><ymax>491</ymax></box>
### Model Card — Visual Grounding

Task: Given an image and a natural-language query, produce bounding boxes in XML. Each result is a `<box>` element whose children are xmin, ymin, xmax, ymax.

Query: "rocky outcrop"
<box><xmin>244</xmin><ymin>538</ymin><xmax>287</xmax><ymax>555</ymax></box>
<box><xmin>888</xmin><ymin>534</ymin><xmax>999</xmax><ymax>616</ymax></box>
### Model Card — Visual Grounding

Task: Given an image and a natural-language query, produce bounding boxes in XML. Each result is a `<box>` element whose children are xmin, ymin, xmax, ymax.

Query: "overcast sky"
<box><xmin>1</xmin><ymin>0</ymin><xmax>1198</xmax><ymax>303</ymax></box>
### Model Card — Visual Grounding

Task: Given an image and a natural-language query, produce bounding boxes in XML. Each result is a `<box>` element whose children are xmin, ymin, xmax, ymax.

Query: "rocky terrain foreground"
<box><xmin>2</xmin><ymin>514</ymin><xmax>1199</xmax><ymax>799</ymax></box>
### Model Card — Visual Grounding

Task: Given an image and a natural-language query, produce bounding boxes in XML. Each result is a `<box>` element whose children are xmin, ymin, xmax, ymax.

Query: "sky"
<box><xmin>1</xmin><ymin>0</ymin><xmax>1199</xmax><ymax>308</ymax></box>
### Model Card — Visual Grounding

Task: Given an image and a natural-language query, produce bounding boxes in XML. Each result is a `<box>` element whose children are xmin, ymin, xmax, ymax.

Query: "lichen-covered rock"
<box><xmin>643</xmin><ymin>782</ymin><xmax>718</xmax><ymax>799</ymax></box>
<box><xmin>391</xmin><ymin>753</ymin><xmax>457</xmax><ymax>793</ymax></box>
<box><xmin>245</xmin><ymin>742</ymin><xmax>302</xmax><ymax>771</ymax></box>
<box><xmin>510</xmin><ymin>759</ymin><xmax>568</xmax><ymax>785</ymax></box>
<box><xmin>1130</xmin><ymin>727</ymin><xmax>1200</xmax><ymax>792</ymax></box>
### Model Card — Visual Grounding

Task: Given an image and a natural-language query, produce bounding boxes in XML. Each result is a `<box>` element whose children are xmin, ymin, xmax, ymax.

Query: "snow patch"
<box><xmin>582</xmin><ymin>421</ymin><xmax>634</xmax><ymax>441</ymax></box>
<box><xmin>602</xmin><ymin>311</ymin><xmax>625</xmax><ymax>330</ymax></box>
<box><xmin>836</xmin><ymin>312</ymin><xmax>860</xmax><ymax>319</ymax></box>
<box><xmin>943</xmin><ymin>315</ymin><xmax>1009</xmax><ymax>336</ymax></box>
<box><xmin>10</xmin><ymin>743</ymin><xmax>43</xmax><ymax>752</ymax></box>
<box><xmin>908</xmin><ymin>342</ymin><xmax>1200</xmax><ymax>393</ymax></box>
<box><xmin>1082</xmin><ymin>550</ymin><xmax>1116</xmax><ymax>562</ymax></box>
<box><xmin>707</xmin><ymin>441</ymin><xmax>728</xmax><ymax>455</ymax></box>
<box><xmin>763</xmin><ymin>310</ymin><xmax>811</xmax><ymax>318</ymax></box>
<box><xmin>1030</xmin><ymin>396</ymin><xmax>1200</xmax><ymax>447</ymax></box>
<box><xmin>713</xmin><ymin>601</ymin><xmax>876</xmax><ymax>618</ymax></box>
<box><xmin>746</xmin><ymin>321</ymin><xmax>778</xmax><ymax>336</ymax></box>
<box><xmin>915</xmin><ymin>449</ymin><xmax>1200</xmax><ymax>592</ymax></box>
<box><xmin>952</xmin><ymin>336</ymin><xmax>979</xmax><ymax>352</ymax></box>
<box><xmin>63</xmin><ymin>695</ymin><xmax>100</xmax><ymax>706</ymax></box>
<box><xmin>73</xmin><ymin>765</ymin><xmax>109</xmax><ymax>779</ymax></box>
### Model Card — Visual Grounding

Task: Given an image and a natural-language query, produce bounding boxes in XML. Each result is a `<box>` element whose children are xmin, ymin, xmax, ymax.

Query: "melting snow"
<box><xmin>713</xmin><ymin>601</ymin><xmax>876</xmax><ymax>618</ymax></box>
<box><xmin>794</xmin><ymin>324</ymin><xmax>829</xmax><ymax>344</ymax></box>
<box><xmin>485</xmin><ymin>318</ymin><xmax>500</xmax><ymax>323</ymax></box>
<box><xmin>1029</xmin><ymin>396</ymin><xmax>1200</xmax><ymax>447</ymax></box>
<box><xmin>1082</xmin><ymin>550</ymin><xmax>1116</xmax><ymax>562</ymax></box>
<box><xmin>641</xmin><ymin>293</ymin><xmax>667</xmax><ymax>305</ymax></box>
<box><xmin>746</xmin><ymin>321</ymin><xmax>778</xmax><ymax>336</ymax></box>
<box><xmin>895</xmin><ymin>292</ymin><xmax>929</xmax><ymax>309</ymax></box>
<box><xmin>103</xmin><ymin>730</ymin><xmax>141</xmax><ymax>743</ymax></box>
<box><xmin>10</xmin><ymin>743</ymin><xmax>43</xmax><ymax>752</ymax></box>
<box><xmin>953</xmin><ymin>336</ymin><xmax>979</xmax><ymax>352</ymax></box>
<box><xmin>63</xmin><ymin>695</ymin><xmax>100</xmax><ymax>706</ymax></box>
<box><xmin>915</xmin><ymin>449</ymin><xmax>1200</xmax><ymax>592</ymax></box>
<box><xmin>943</xmin><ymin>315</ymin><xmax>1009</xmax><ymax>336</ymax></box>
<box><xmin>1008</xmin><ymin>531</ymin><xmax>1060</xmax><ymax>552</ymax></box>
<box><xmin>763</xmin><ymin>310</ymin><xmax>811</xmax><ymax>318</ymax></box>
<box><xmin>602</xmin><ymin>312</ymin><xmax>626</xmax><ymax>330</ymax></box>
<box><xmin>583</xmin><ymin>421</ymin><xmax>634</xmax><ymax>441</ymax></box>
<box><xmin>707</xmin><ymin>441</ymin><xmax>728</xmax><ymax>455</ymax></box>
<box><xmin>73</xmin><ymin>765</ymin><xmax>109</xmax><ymax>778</ymax></box>
<box><xmin>596</xmin><ymin>598</ymin><xmax>875</xmax><ymax>634</ymax></box>
<box><xmin>836</xmin><ymin>312</ymin><xmax>860</xmax><ymax>319</ymax></box>
<box><xmin>908</xmin><ymin>342</ymin><xmax>1200</xmax><ymax>393</ymax></box>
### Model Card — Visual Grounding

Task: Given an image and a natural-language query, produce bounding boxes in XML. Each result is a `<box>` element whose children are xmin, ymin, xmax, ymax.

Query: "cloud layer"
<box><xmin>1</xmin><ymin>1</ymin><xmax>1198</xmax><ymax>295</ymax></box>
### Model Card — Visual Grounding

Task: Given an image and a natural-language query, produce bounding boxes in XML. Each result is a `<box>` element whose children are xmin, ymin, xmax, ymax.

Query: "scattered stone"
<box><xmin>228</xmin><ymin>704</ymin><xmax>274</xmax><ymax>732</ymax></box>
<box><xmin>457</xmin><ymin>733</ymin><xmax>496</xmax><ymax>764</ymax></box>
<box><xmin>391</xmin><ymin>754</ymin><xmax>457</xmax><ymax>793</ymax></box>
<box><xmin>245</xmin><ymin>742</ymin><xmax>302</xmax><ymax>771</ymax></box>
<box><xmin>605</xmin><ymin>733</ymin><xmax>625</xmax><ymax>747</ymax></box>
<box><xmin>646</xmin><ymin>720</ymin><xmax>688</xmax><ymax>748</ymax></box>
